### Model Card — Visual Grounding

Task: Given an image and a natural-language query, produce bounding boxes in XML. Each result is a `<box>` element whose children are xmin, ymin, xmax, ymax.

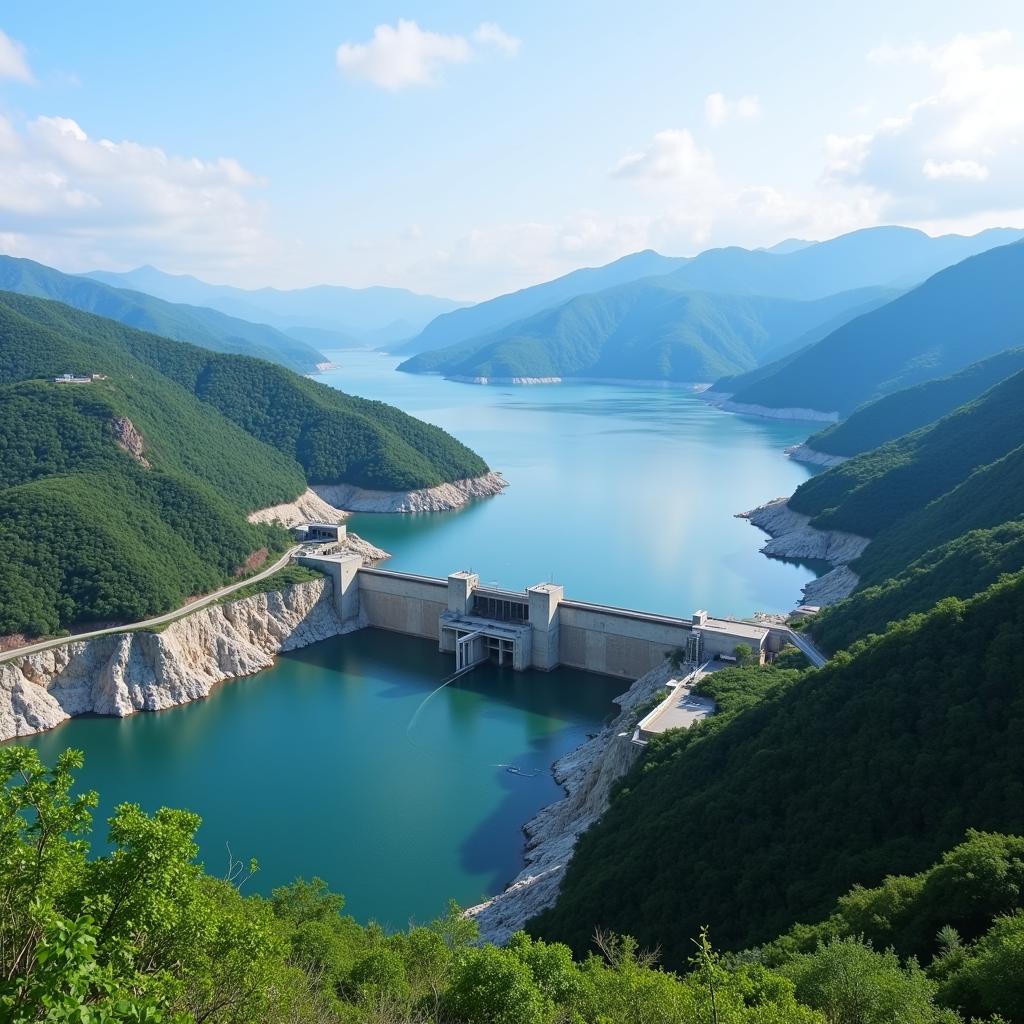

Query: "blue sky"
<box><xmin>1</xmin><ymin>1</ymin><xmax>1023</xmax><ymax>299</ymax></box>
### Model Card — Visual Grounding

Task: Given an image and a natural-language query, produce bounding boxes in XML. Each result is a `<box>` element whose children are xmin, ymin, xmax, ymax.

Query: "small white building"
<box><xmin>294</xmin><ymin>521</ymin><xmax>346</xmax><ymax>543</ymax></box>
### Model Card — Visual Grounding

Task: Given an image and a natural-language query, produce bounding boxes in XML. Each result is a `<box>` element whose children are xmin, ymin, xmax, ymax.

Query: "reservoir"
<box><xmin>13</xmin><ymin>356</ymin><xmax>822</xmax><ymax>923</ymax></box>
<box><xmin>330</xmin><ymin>353</ymin><xmax>820</xmax><ymax>616</ymax></box>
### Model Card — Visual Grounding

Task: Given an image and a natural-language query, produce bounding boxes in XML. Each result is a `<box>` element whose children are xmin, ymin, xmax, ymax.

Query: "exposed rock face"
<box><xmin>248</xmin><ymin>488</ymin><xmax>348</xmax><ymax>527</ymax></box>
<box><xmin>466</xmin><ymin>661</ymin><xmax>673</xmax><ymax>943</ymax></box>
<box><xmin>785</xmin><ymin>443</ymin><xmax>849</xmax><ymax>468</ymax></box>
<box><xmin>700</xmin><ymin>392</ymin><xmax>839</xmax><ymax>422</ymax></box>
<box><xmin>313</xmin><ymin>471</ymin><xmax>508</xmax><ymax>514</ymax></box>
<box><xmin>110</xmin><ymin>417</ymin><xmax>151</xmax><ymax>468</ymax></box>
<box><xmin>344</xmin><ymin>533</ymin><xmax>390</xmax><ymax>564</ymax></box>
<box><xmin>738</xmin><ymin>497</ymin><xmax>868</xmax><ymax>605</ymax></box>
<box><xmin>0</xmin><ymin>580</ymin><xmax>354</xmax><ymax>741</ymax></box>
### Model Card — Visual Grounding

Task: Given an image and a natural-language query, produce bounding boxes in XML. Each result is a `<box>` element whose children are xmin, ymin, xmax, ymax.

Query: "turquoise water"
<box><xmin>17</xmin><ymin>630</ymin><xmax>623</xmax><ymax>926</ymax></box>
<box><xmin>12</xmin><ymin>356</ymin><xmax>823</xmax><ymax>924</ymax></box>
<box><xmin>326</xmin><ymin>352</ymin><xmax>821</xmax><ymax>617</ymax></box>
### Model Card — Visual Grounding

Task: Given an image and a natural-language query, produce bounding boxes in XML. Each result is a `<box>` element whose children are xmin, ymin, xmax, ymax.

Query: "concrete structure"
<box><xmin>53</xmin><ymin>374</ymin><xmax>93</xmax><ymax>384</ymax></box>
<box><xmin>295</xmin><ymin>555</ymin><xmax>772</xmax><ymax>680</ymax></box>
<box><xmin>634</xmin><ymin>672</ymin><xmax>716</xmax><ymax>744</ymax></box>
<box><xmin>294</xmin><ymin>522</ymin><xmax>346</xmax><ymax>543</ymax></box>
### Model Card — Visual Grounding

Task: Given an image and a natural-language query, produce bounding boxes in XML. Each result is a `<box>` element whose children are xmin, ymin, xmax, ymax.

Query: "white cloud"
<box><xmin>473</xmin><ymin>22</ymin><xmax>521</xmax><ymax>57</ymax></box>
<box><xmin>704</xmin><ymin>92</ymin><xmax>761</xmax><ymax>127</ymax></box>
<box><xmin>336</xmin><ymin>20</ymin><xmax>519</xmax><ymax>90</ymax></box>
<box><xmin>0</xmin><ymin>115</ymin><xmax>268</xmax><ymax>276</ymax></box>
<box><xmin>610</xmin><ymin>129</ymin><xmax>717</xmax><ymax>184</ymax></box>
<box><xmin>922</xmin><ymin>158</ymin><xmax>990</xmax><ymax>181</ymax></box>
<box><xmin>827</xmin><ymin>30</ymin><xmax>1024</xmax><ymax>219</ymax></box>
<box><xmin>0</xmin><ymin>28</ymin><xmax>33</xmax><ymax>82</ymax></box>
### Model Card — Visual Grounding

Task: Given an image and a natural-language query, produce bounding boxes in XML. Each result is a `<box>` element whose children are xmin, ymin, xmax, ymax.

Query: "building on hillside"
<box><xmin>53</xmin><ymin>374</ymin><xmax>93</xmax><ymax>384</ymax></box>
<box><xmin>688</xmin><ymin>609</ymin><xmax>768</xmax><ymax>664</ymax></box>
<box><xmin>294</xmin><ymin>521</ymin><xmax>346</xmax><ymax>543</ymax></box>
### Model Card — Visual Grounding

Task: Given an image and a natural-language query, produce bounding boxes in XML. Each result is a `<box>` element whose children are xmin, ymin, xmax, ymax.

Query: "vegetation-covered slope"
<box><xmin>726</xmin><ymin>240</ymin><xmax>1024</xmax><ymax>415</ymax></box>
<box><xmin>0</xmin><ymin>255</ymin><xmax>326</xmax><ymax>372</ymax></box>
<box><xmin>0</xmin><ymin>293</ymin><xmax>489</xmax><ymax>635</ymax></box>
<box><xmin>9</xmin><ymin>745</ymin><xmax>1020</xmax><ymax>1023</ymax></box>
<box><xmin>531</xmin><ymin>571</ymin><xmax>1024</xmax><ymax>963</ymax></box>
<box><xmin>803</xmin><ymin>348</ymin><xmax>1024</xmax><ymax>458</ymax></box>
<box><xmin>399</xmin><ymin>284</ymin><xmax>886</xmax><ymax>383</ymax></box>
<box><xmin>787</xmin><ymin>368</ymin><xmax>1024</xmax><ymax>538</ymax></box>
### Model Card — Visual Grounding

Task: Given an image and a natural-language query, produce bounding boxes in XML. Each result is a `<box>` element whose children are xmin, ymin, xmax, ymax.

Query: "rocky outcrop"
<box><xmin>466</xmin><ymin>661</ymin><xmax>673</xmax><ymax>943</ymax></box>
<box><xmin>248</xmin><ymin>488</ymin><xmax>348</xmax><ymax>528</ymax></box>
<box><xmin>738</xmin><ymin>497</ymin><xmax>868</xmax><ymax>605</ymax></box>
<box><xmin>711</xmin><ymin>399</ymin><xmax>839</xmax><ymax>422</ymax></box>
<box><xmin>313</xmin><ymin>471</ymin><xmax>508</xmax><ymax>514</ymax></box>
<box><xmin>344</xmin><ymin>533</ymin><xmax>391</xmax><ymax>564</ymax></box>
<box><xmin>785</xmin><ymin>443</ymin><xmax>849</xmax><ymax>468</ymax></box>
<box><xmin>0</xmin><ymin>579</ymin><xmax>356</xmax><ymax>741</ymax></box>
<box><xmin>111</xmin><ymin>417</ymin><xmax>151</xmax><ymax>468</ymax></box>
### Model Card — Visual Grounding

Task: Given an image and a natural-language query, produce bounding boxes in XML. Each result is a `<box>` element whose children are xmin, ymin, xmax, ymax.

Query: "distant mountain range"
<box><xmin>397</xmin><ymin>226</ymin><xmax>1023</xmax><ymax>383</ymax></box>
<box><xmin>718</xmin><ymin>240</ymin><xmax>1024</xmax><ymax>417</ymax></box>
<box><xmin>85</xmin><ymin>265</ymin><xmax>464</xmax><ymax>346</ymax></box>
<box><xmin>399</xmin><ymin>282</ymin><xmax>895</xmax><ymax>384</ymax></box>
<box><xmin>0</xmin><ymin>256</ymin><xmax>326</xmax><ymax>373</ymax></box>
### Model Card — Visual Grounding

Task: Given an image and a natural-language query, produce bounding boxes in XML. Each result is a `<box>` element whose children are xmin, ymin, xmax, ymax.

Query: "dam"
<box><xmin>298</xmin><ymin>552</ymin><xmax>783</xmax><ymax>679</ymax></box>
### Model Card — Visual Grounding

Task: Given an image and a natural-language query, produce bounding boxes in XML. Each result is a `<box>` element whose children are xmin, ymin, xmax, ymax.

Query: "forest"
<box><xmin>4</xmin><ymin>745</ymin><xmax>1019</xmax><ymax>1023</ymax></box>
<box><xmin>0</xmin><ymin>292</ymin><xmax>489</xmax><ymax>637</ymax></box>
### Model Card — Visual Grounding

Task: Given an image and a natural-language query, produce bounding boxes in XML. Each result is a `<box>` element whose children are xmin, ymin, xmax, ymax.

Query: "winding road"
<box><xmin>0</xmin><ymin>546</ymin><xmax>301</xmax><ymax>667</ymax></box>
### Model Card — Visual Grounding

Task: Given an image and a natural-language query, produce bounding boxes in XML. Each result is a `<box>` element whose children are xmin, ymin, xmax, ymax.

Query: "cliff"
<box><xmin>466</xmin><ymin>661</ymin><xmax>673</xmax><ymax>943</ymax></box>
<box><xmin>0</xmin><ymin>579</ymin><xmax>356</xmax><ymax>741</ymax></box>
<box><xmin>737</xmin><ymin>497</ymin><xmax>869</xmax><ymax>606</ymax></box>
<box><xmin>312</xmin><ymin>471</ymin><xmax>507</xmax><ymax>514</ymax></box>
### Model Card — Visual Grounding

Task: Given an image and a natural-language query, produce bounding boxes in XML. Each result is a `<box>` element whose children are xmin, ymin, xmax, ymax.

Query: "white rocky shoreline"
<box><xmin>700</xmin><ymin>390</ymin><xmax>840</xmax><ymax>422</ymax></box>
<box><xmin>0</xmin><ymin>578</ymin><xmax>358</xmax><ymax>742</ymax></box>
<box><xmin>467</xmin><ymin>661</ymin><xmax>674</xmax><ymax>943</ymax></box>
<box><xmin>737</xmin><ymin>497</ymin><xmax>869</xmax><ymax>606</ymax></box>
<box><xmin>784</xmin><ymin>442</ymin><xmax>849</xmax><ymax>468</ymax></box>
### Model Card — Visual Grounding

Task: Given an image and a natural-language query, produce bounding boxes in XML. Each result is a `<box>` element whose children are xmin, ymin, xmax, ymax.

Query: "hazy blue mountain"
<box><xmin>659</xmin><ymin>225</ymin><xmax>1023</xmax><ymax>300</ymax></box>
<box><xmin>0</xmin><ymin>256</ymin><xmax>325</xmax><ymax>373</ymax></box>
<box><xmin>394</xmin><ymin>249</ymin><xmax>685</xmax><ymax>356</ymax></box>
<box><xmin>399</xmin><ymin>283</ymin><xmax>892</xmax><ymax>383</ymax></box>
<box><xmin>725</xmin><ymin>240</ymin><xmax>1024</xmax><ymax>416</ymax></box>
<box><xmin>399</xmin><ymin>226</ymin><xmax>1018</xmax><ymax>360</ymax></box>
<box><xmin>85</xmin><ymin>264</ymin><xmax>464</xmax><ymax>340</ymax></box>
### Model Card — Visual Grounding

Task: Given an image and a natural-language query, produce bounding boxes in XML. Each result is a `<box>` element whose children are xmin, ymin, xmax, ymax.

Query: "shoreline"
<box><xmin>784</xmin><ymin>442</ymin><xmax>849</xmax><ymax>468</ymax></box>
<box><xmin>467</xmin><ymin>660</ymin><xmax>674</xmax><ymax>943</ymax></box>
<box><xmin>249</xmin><ymin>471</ymin><xmax>508</xmax><ymax>524</ymax></box>
<box><xmin>0</xmin><ymin>579</ymin><xmax>359</xmax><ymax>742</ymax></box>
<box><xmin>699</xmin><ymin>391</ymin><xmax>840</xmax><ymax>422</ymax></box>
<box><xmin>414</xmin><ymin>371</ymin><xmax>711</xmax><ymax>390</ymax></box>
<box><xmin>737</xmin><ymin>497</ymin><xmax>868</xmax><ymax>606</ymax></box>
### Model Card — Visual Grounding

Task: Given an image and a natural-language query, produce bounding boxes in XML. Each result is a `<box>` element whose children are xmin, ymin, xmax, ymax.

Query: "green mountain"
<box><xmin>0</xmin><ymin>255</ymin><xmax>326</xmax><ymax>373</ymax></box>
<box><xmin>530</xmin><ymin>570</ymin><xmax>1024</xmax><ymax>964</ymax></box>
<box><xmin>400</xmin><ymin>226</ymin><xmax>1020</xmax><ymax>360</ymax></box>
<box><xmin>724</xmin><ymin>241</ymin><xmax>1024</xmax><ymax>416</ymax></box>
<box><xmin>802</xmin><ymin>348</ymin><xmax>1024</xmax><ymax>458</ymax></box>
<box><xmin>86</xmin><ymin>263</ymin><xmax>464</xmax><ymax>341</ymax></box>
<box><xmin>395</xmin><ymin>250</ymin><xmax>685</xmax><ymax>356</ymax></box>
<box><xmin>0</xmin><ymin>292</ymin><xmax>489</xmax><ymax>637</ymax></box>
<box><xmin>399</xmin><ymin>283</ymin><xmax>890</xmax><ymax>383</ymax></box>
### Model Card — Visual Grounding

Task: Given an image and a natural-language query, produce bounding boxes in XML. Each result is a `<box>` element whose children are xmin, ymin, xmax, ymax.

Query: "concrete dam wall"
<box><xmin>298</xmin><ymin>553</ymin><xmax>771</xmax><ymax>679</ymax></box>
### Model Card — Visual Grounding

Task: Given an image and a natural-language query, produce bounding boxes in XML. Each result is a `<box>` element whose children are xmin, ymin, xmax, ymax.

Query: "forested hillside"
<box><xmin>0</xmin><ymin>255</ymin><xmax>326</xmax><ymax>372</ymax></box>
<box><xmin>531</xmin><ymin>571</ymin><xmax>1024</xmax><ymax>967</ymax></box>
<box><xmin>399</xmin><ymin>283</ymin><xmax>885</xmax><ymax>383</ymax></box>
<box><xmin>723</xmin><ymin>240</ymin><xmax>1024</xmax><ymax>415</ymax></box>
<box><xmin>7</xmin><ymin>744</ymin><xmax>1020</xmax><ymax>1022</ymax></box>
<box><xmin>0</xmin><ymin>293</ymin><xmax>490</xmax><ymax>636</ymax></box>
<box><xmin>801</xmin><ymin>348</ymin><xmax>1024</xmax><ymax>458</ymax></box>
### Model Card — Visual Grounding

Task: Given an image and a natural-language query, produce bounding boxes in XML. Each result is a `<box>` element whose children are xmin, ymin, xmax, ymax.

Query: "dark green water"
<box><xmin>13</xmin><ymin>356</ymin><xmax>826</xmax><ymax>924</ymax></box>
<box><xmin>16</xmin><ymin>630</ymin><xmax>623</xmax><ymax>926</ymax></box>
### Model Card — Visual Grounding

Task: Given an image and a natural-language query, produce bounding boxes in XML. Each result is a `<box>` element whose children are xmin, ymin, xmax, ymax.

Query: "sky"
<box><xmin>1</xmin><ymin>1</ymin><xmax>1024</xmax><ymax>300</ymax></box>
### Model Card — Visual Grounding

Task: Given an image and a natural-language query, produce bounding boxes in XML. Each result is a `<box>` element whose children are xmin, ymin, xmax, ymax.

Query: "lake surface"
<box><xmin>13</xmin><ymin>356</ymin><xmax>823</xmax><ymax>924</ymax></box>
<box><xmin>327</xmin><ymin>352</ymin><xmax>821</xmax><ymax>617</ymax></box>
<box><xmin>17</xmin><ymin>630</ymin><xmax>624</xmax><ymax>926</ymax></box>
